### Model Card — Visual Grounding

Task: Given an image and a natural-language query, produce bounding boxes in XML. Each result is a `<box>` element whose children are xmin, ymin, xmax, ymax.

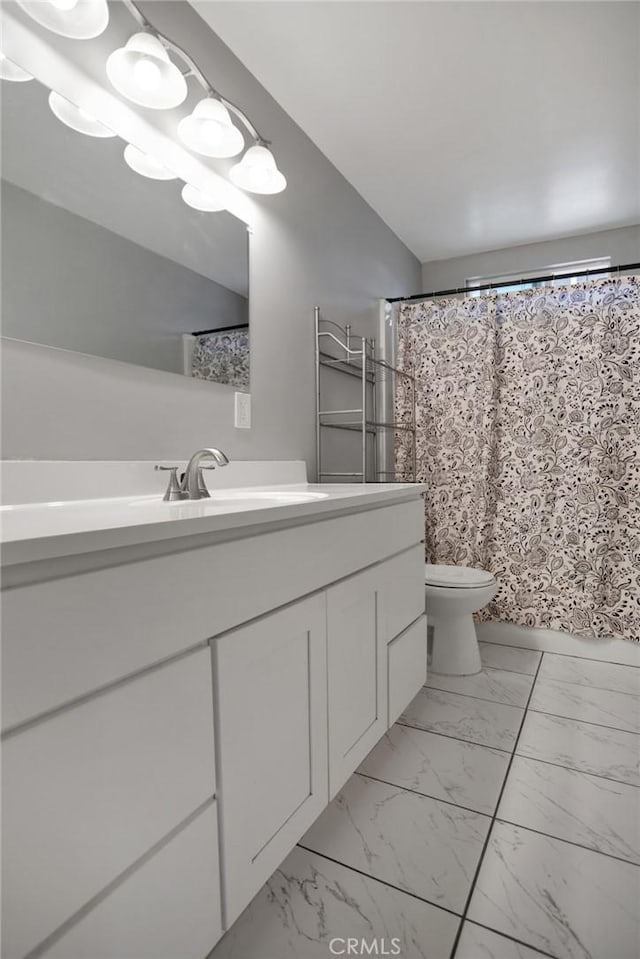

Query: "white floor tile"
<box><xmin>497</xmin><ymin>755</ymin><xmax>640</xmax><ymax>864</ymax></box>
<box><xmin>530</xmin><ymin>677</ymin><xmax>640</xmax><ymax>733</ymax></box>
<box><xmin>401</xmin><ymin>688</ymin><xmax>523</xmax><ymax>751</ymax></box>
<box><xmin>358</xmin><ymin>723</ymin><xmax>510</xmax><ymax>815</ymax></box>
<box><xmin>517</xmin><ymin>711</ymin><xmax>640</xmax><ymax>786</ymax></box>
<box><xmin>211</xmin><ymin>845</ymin><xmax>459</xmax><ymax>959</ymax></box>
<box><xmin>468</xmin><ymin>822</ymin><xmax>640</xmax><ymax>959</ymax></box>
<box><xmin>426</xmin><ymin>668</ymin><xmax>534</xmax><ymax>707</ymax></box>
<box><xmin>538</xmin><ymin>654</ymin><xmax>640</xmax><ymax>696</ymax></box>
<box><xmin>456</xmin><ymin>922</ymin><xmax>547</xmax><ymax>959</ymax></box>
<box><xmin>302</xmin><ymin>773</ymin><xmax>490</xmax><ymax>913</ymax></box>
<box><xmin>479</xmin><ymin>643</ymin><xmax>542</xmax><ymax>676</ymax></box>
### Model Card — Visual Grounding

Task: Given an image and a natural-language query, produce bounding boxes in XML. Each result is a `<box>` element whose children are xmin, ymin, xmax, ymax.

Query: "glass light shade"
<box><xmin>49</xmin><ymin>91</ymin><xmax>116</xmax><ymax>138</ymax></box>
<box><xmin>229</xmin><ymin>145</ymin><xmax>286</xmax><ymax>195</ymax></box>
<box><xmin>16</xmin><ymin>0</ymin><xmax>108</xmax><ymax>39</ymax></box>
<box><xmin>181</xmin><ymin>183</ymin><xmax>228</xmax><ymax>213</ymax></box>
<box><xmin>106</xmin><ymin>33</ymin><xmax>187</xmax><ymax>110</ymax></box>
<box><xmin>178</xmin><ymin>98</ymin><xmax>244</xmax><ymax>159</ymax></box>
<box><xmin>123</xmin><ymin>144</ymin><xmax>176</xmax><ymax>180</ymax></box>
<box><xmin>0</xmin><ymin>53</ymin><xmax>33</xmax><ymax>82</ymax></box>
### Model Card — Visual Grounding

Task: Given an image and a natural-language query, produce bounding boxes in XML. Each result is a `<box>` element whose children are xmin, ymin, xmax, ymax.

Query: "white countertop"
<box><xmin>1</xmin><ymin>481</ymin><xmax>425</xmax><ymax>567</ymax></box>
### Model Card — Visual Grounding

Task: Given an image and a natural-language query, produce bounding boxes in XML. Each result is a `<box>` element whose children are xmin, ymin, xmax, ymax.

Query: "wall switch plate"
<box><xmin>234</xmin><ymin>391</ymin><xmax>251</xmax><ymax>429</ymax></box>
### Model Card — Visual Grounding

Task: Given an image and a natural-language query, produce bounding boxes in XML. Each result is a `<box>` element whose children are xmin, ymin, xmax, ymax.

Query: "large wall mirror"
<box><xmin>1</xmin><ymin>74</ymin><xmax>250</xmax><ymax>388</ymax></box>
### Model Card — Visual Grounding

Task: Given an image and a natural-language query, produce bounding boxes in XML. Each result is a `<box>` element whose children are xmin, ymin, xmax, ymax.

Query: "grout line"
<box><xmin>355</xmin><ymin>771</ymin><xmax>492</xmax><ymax>819</ymax></box>
<box><xmin>396</xmin><ymin>720</ymin><xmax>514</xmax><ymax>754</ymax></box>
<box><xmin>531</xmin><ymin>667</ymin><xmax>640</xmax><ymax>699</ymax></box>
<box><xmin>533</xmin><ymin>674</ymin><xmax>640</xmax><ymax>700</ymax></box>
<box><xmin>480</xmin><ymin>662</ymin><xmax>541</xmax><ymax>678</ymax></box>
<box><xmin>512</xmin><ymin>751</ymin><xmax>640</xmax><ymax>789</ymax></box>
<box><xmin>424</xmin><ymin>679</ymin><xmax>532</xmax><ymax>709</ymax></box>
<box><xmin>493</xmin><ymin>817</ymin><xmax>640</xmax><ymax>869</ymax></box>
<box><xmin>448</xmin><ymin>653</ymin><xmax>546</xmax><ymax>959</ymax></box>
<box><xmin>296</xmin><ymin>843</ymin><xmax>462</xmax><ymax>919</ymax></box>
<box><xmin>477</xmin><ymin>638</ymin><xmax>640</xmax><ymax>669</ymax></box>
<box><xmin>461</xmin><ymin>918</ymin><xmax>557</xmax><ymax>959</ymax></box>
<box><xmin>527</xmin><ymin>706</ymin><xmax>640</xmax><ymax>737</ymax></box>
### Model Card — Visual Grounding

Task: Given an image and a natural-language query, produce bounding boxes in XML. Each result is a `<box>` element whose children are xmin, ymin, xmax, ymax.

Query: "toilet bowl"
<box><xmin>425</xmin><ymin>564</ymin><xmax>497</xmax><ymax>676</ymax></box>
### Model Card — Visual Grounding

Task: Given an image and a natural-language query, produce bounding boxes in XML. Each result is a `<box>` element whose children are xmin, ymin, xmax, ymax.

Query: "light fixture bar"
<box><xmin>120</xmin><ymin>0</ymin><xmax>269</xmax><ymax>145</ymax></box>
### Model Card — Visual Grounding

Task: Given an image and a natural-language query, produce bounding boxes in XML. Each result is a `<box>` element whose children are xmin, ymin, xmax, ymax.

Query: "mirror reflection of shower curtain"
<box><xmin>395</xmin><ymin>275</ymin><xmax>640</xmax><ymax>643</ymax></box>
<box><xmin>190</xmin><ymin>328</ymin><xmax>250</xmax><ymax>388</ymax></box>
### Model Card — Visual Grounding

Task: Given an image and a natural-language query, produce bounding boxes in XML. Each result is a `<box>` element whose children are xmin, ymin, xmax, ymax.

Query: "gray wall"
<box><xmin>422</xmin><ymin>225</ymin><xmax>640</xmax><ymax>290</ymax></box>
<box><xmin>1</xmin><ymin>1</ymin><xmax>420</xmax><ymax>470</ymax></box>
<box><xmin>2</xmin><ymin>181</ymin><xmax>248</xmax><ymax>375</ymax></box>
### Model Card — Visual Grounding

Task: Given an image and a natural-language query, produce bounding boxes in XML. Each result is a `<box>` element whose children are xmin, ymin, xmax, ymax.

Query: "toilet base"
<box><xmin>430</xmin><ymin>613</ymin><xmax>482</xmax><ymax>676</ymax></box>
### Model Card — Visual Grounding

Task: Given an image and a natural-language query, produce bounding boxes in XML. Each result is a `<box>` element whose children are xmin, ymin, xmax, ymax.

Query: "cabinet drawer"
<box><xmin>379</xmin><ymin>545</ymin><xmax>425</xmax><ymax>643</ymax></box>
<box><xmin>214</xmin><ymin>594</ymin><xmax>328</xmax><ymax>928</ymax></box>
<box><xmin>1</xmin><ymin>649</ymin><xmax>215</xmax><ymax>959</ymax></box>
<box><xmin>39</xmin><ymin>802</ymin><xmax>222</xmax><ymax>959</ymax></box>
<box><xmin>388</xmin><ymin>615</ymin><xmax>428</xmax><ymax>726</ymax></box>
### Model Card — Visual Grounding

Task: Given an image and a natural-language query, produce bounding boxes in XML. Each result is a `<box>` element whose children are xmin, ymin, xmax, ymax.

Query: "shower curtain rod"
<box><xmin>191</xmin><ymin>323</ymin><xmax>249</xmax><ymax>336</ymax></box>
<box><xmin>386</xmin><ymin>260</ymin><xmax>640</xmax><ymax>304</ymax></box>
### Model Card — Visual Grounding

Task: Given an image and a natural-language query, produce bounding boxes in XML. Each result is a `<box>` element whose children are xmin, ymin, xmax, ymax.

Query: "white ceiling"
<box><xmin>194</xmin><ymin>1</ymin><xmax>640</xmax><ymax>263</ymax></box>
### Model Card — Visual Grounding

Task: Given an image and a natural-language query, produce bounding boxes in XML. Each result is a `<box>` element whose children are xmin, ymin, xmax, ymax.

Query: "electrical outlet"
<box><xmin>234</xmin><ymin>391</ymin><xmax>251</xmax><ymax>429</ymax></box>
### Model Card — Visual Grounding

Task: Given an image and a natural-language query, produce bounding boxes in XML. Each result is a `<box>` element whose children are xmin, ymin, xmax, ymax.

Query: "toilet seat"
<box><xmin>425</xmin><ymin>564</ymin><xmax>495</xmax><ymax>589</ymax></box>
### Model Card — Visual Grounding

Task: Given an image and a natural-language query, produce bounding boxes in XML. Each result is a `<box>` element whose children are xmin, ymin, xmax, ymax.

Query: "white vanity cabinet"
<box><xmin>213</xmin><ymin>594</ymin><xmax>328</xmax><ymax>927</ymax></box>
<box><xmin>1</xmin><ymin>485</ymin><xmax>426</xmax><ymax>959</ymax></box>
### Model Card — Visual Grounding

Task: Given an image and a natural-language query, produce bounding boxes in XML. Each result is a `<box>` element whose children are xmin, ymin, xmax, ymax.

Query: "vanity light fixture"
<box><xmin>16</xmin><ymin>0</ymin><xmax>109</xmax><ymax>40</ymax></box>
<box><xmin>178</xmin><ymin>98</ymin><xmax>244</xmax><ymax>159</ymax></box>
<box><xmin>181</xmin><ymin>183</ymin><xmax>228</xmax><ymax>212</ymax></box>
<box><xmin>230</xmin><ymin>145</ymin><xmax>287</xmax><ymax>195</ymax></box>
<box><xmin>123</xmin><ymin>144</ymin><xmax>176</xmax><ymax>180</ymax></box>
<box><xmin>0</xmin><ymin>52</ymin><xmax>33</xmax><ymax>82</ymax></box>
<box><xmin>106</xmin><ymin>33</ymin><xmax>188</xmax><ymax>109</ymax></box>
<box><xmin>48</xmin><ymin>91</ymin><xmax>116</xmax><ymax>137</ymax></box>
<box><xmin>6</xmin><ymin>0</ymin><xmax>287</xmax><ymax>207</ymax></box>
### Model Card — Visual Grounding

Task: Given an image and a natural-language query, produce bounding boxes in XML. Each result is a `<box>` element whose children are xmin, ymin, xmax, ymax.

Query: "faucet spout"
<box><xmin>181</xmin><ymin>448</ymin><xmax>230</xmax><ymax>500</ymax></box>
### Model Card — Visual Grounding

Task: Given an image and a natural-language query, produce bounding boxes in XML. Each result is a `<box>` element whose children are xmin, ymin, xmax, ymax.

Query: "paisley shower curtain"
<box><xmin>395</xmin><ymin>275</ymin><xmax>640</xmax><ymax>643</ymax></box>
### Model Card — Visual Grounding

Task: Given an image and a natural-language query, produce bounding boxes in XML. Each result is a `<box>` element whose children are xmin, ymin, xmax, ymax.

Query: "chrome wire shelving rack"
<box><xmin>314</xmin><ymin>307</ymin><xmax>417</xmax><ymax>483</ymax></box>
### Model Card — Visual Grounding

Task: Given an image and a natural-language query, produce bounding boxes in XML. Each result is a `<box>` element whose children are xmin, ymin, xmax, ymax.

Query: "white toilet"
<box><xmin>425</xmin><ymin>564</ymin><xmax>497</xmax><ymax>675</ymax></box>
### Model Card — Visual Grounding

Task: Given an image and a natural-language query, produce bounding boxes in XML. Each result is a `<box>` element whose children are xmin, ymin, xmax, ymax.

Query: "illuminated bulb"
<box><xmin>230</xmin><ymin>144</ymin><xmax>286</xmax><ymax>195</ymax></box>
<box><xmin>123</xmin><ymin>144</ymin><xmax>176</xmax><ymax>180</ymax></box>
<box><xmin>177</xmin><ymin>98</ymin><xmax>244</xmax><ymax>158</ymax></box>
<box><xmin>48</xmin><ymin>91</ymin><xmax>116</xmax><ymax>138</ymax></box>
<box><xmin>0</xmin><ymin>53</ymin><xmax>33</xmax><ymax>82</ymax></box>
<box><xmin>16</xmin><ymin>0</ymin><xmax>108</xmax><ymax>39</ymax></box>
<box><xmin>181</xmin><ymin>183</ymin><xmax>228</xmax><ymax>213</ymax></box>
<box><xmin>202</xmin><ymin>120</ymin><xmax>223</xmax><ymax>146</ymax></box>
<box><xmin>132</xmin><ymin>56</ymin><xmax>162</xmax><ymax>92</ymax></box>
<box><xmin>106</xmin><ymin>33</ymin><xmax>187</xmax><ymax>110</ymax></box>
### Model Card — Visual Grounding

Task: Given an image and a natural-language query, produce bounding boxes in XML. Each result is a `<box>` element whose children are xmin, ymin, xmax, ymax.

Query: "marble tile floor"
<box><xmin>211</xmin><ymin>639</ymin><xmax>640</xmax><ymax>959</ymax></box>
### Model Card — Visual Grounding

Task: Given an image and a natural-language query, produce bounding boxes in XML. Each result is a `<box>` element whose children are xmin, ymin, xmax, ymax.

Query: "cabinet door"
<box><xmin>327</xmin><ymin>564</ymin><xmax>387</xmax><ymax>797</ymax></box>
<box><xmin>213</xmin><ymin>594</ymin><xmax>328</xmax><ymax>928</ymax></box>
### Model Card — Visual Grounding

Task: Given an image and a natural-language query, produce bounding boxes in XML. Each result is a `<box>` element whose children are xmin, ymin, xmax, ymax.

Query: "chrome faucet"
<box><xmin>155</xmin><ymin>448</ymin><xmax>229</xmax><ymax>501</ymax></box>
<box><xmin>181</xmin><ymin>447</ymin><xmax>229</xmax><ymax>499</ymax></box>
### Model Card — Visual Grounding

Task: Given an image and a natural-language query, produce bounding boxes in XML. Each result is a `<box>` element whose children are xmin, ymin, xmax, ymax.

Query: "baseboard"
<box><xmin>476</xmin><ymin>621</ymin><xmax>640</xmax><ymax>666</ymax></box>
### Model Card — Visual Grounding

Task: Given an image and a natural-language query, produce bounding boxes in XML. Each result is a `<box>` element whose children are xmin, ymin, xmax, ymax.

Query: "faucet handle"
<box><xmin>155</xmin><ymin>466</ymin><xmax>187</xmax><ymax>502</ymax></box>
